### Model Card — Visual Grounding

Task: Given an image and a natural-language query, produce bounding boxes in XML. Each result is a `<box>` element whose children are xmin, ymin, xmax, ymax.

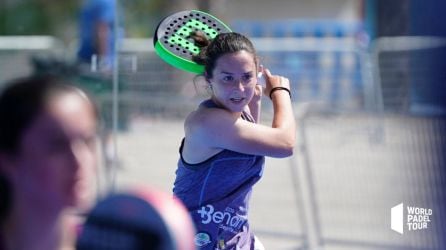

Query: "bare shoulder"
<box><xmin>185</xmin><ymin>105</ymin><xmax>238</xmax><ymax>137</ymax></box>
<box><xmin>182</xmin><ymin>107</ymin><xmax>234</xmax><ymax>163</ymax></box>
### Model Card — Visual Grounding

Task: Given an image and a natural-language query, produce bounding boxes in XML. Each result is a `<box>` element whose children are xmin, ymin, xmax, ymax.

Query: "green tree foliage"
<box><xmin>0</xmin><ymin>0</ymin><xmax>77</xmax><ymax>35</ymax></box>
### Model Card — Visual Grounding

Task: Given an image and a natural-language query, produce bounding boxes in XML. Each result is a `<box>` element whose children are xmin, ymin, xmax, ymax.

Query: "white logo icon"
<box><xmin>391</xmin><ymin>203</ymin><xmax>404</xmax><ymax>234</ymax></box>
<box><xmin>391</xmin><ymin>202</ymin><xmax>432</xmax><ymax>234</ymax></box>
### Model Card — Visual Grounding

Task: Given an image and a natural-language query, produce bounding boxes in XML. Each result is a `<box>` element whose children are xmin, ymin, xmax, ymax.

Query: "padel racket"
<box><xmin>154</xmin><ymin>10</ymin><xmax>232</xmax><ymax>74</ymax></box>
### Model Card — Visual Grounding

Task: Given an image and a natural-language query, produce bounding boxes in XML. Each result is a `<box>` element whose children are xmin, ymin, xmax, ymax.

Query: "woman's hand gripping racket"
<box><xmin>154</xmin><ymin>10</ymin><xmax>232</xmax><ymax>74</ymax></box>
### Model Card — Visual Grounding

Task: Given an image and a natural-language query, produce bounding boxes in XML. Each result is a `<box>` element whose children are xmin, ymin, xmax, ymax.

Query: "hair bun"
<box><xmin>189</xmin><ymin>31</ymin><xmax>210</xmax><ymax>48</ymax></box>
<box><xmin>189</xmin><ymin>31</ymin><xmax>211</xmax><ymax>65</ymax></box>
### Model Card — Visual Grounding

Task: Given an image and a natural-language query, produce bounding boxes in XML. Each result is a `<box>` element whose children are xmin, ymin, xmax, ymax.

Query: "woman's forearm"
<box><xmin>271</xmin><ymin>90</ymin><xmax>295</xmax><ymax>145</ymax></box>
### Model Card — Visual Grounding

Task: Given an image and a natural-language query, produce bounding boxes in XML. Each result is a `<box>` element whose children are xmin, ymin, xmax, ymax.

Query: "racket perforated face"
<box><xmin>154</xmin><ymin>10</ymin><xmax>231</xmax><ymax>74</ymax></box>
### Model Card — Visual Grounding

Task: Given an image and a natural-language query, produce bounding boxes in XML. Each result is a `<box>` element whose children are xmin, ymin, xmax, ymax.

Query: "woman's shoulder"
<box><xmin>182</xmin><ymin>104</ymin><xmax>229</xmax><ymax>163</ymax></box>
<box><xmin>185</xmin><ymin>103</ymin><xmax>235</xmax><ymax>135</ymax></box>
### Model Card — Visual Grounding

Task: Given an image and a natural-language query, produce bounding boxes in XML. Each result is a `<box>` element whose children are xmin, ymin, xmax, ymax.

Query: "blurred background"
<box><xmin>1</xmin><ymin>0</ymin><xmax>446</xmax><ymax>249</ymax></box>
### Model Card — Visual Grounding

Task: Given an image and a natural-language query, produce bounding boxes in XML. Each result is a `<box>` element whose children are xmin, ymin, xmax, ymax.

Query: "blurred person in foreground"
<box><xmin>173</xmin><ymin>32</ymin><xmax>296</xmax><ymax>250</ymax></box>
<box><xmin>77</xmin><ymin>186</ymin><xmax>196</xmax><ymax>250</ymax></box>
<box><xmin>0</xmin><ymin>75</ymin><xmax>99</xmax><ymax>250</ymax></box>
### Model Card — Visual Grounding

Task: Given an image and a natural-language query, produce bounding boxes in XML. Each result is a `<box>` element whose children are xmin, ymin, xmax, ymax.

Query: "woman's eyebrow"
<box><xmin>220</xmin><ymin>71</ymin><xmax>254</xmax><ymax>75</ymax></box>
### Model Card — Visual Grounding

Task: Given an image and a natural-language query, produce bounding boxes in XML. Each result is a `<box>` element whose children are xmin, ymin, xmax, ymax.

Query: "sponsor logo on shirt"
<box><xmin>197</xmin><ymin>204</ymin><xmax>246</xmax><ymax>233</ymax></box>
<box><xmin>195</xmin><ymin>232</ymin><xmax>212</xmax><ymax>247</ymax></box>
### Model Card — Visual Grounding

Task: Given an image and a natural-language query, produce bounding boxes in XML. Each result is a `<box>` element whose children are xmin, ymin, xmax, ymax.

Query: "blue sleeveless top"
<box><xmin>173</xmin><ymin>100</ymin><xmax>265</xmax><ymax>250</ymax></box>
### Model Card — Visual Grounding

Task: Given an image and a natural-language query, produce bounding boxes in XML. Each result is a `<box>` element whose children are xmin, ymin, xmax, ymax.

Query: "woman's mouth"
<box><xmin>230</xmin><ymin>97</ymin><xmax>245</xmax><ymax>103</ymax></box>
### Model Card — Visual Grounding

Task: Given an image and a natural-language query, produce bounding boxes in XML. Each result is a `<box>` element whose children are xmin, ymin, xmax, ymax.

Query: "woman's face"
<box><xmin>209</xmin><ymin>50</ymin><xmax>258</xmax><ymax>113</ymax></box>
<box><xmin>9</xmin><ymin>92</ymin><xmax>97</xmax><ymax>211</ymax></box>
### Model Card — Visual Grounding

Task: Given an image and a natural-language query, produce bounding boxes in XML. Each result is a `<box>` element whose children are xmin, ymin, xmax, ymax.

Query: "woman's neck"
<box><xmin>209</xmin><ymin>97</ymin><xmax>243</xmax><ymax>117</ymax></box>
<box><xmin>1</xmin><ymin>197</ymin><xmax>64</xmax><ymax>250</ymax></box>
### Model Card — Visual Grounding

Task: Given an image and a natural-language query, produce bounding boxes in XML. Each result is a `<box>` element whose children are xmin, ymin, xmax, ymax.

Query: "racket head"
<box><xmin>154</xmin><ymin>10</ymin><xmax>232</xmax><ymax>74</ymax></box>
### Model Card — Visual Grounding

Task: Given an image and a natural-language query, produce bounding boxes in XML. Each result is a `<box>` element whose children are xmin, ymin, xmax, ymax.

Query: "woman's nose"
<box><xmin>234</xmin><ymin>80</ymin><xmax>245</xmax><ymax>91</ymax></box>
<box><xmin>68</xmin><ymin>142</ymin><xmax>82</xmax><ymax>170</ymax></box>
<box><xmin>68</xmin><ymin>140</ymin><xmax>92</xmax><ymax>171</ymax></box>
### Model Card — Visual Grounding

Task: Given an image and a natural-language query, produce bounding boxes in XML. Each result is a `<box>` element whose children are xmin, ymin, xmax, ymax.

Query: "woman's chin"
<box><xmin>226</xmin><ymin>100</ymin><xmax>247</xmax><ymax>112</ymax></box>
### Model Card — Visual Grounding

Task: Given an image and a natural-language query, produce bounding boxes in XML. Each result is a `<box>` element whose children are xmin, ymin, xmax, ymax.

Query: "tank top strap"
<box><xmin>241</xmin><ymin>110</ymin><xmax>255</xmax><ymax>123</ymax></box>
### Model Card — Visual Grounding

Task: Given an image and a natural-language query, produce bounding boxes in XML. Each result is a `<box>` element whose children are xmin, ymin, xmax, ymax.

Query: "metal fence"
<box><xmin>372</xmin><ymin>36</ymin><xmax>446</xmax><ymax>115</ymax></box>
<box><xmin>0</xmin><ymin>36</ymin><xmax>64</xmax><ymax>83</ymax></box>
<box><xmin>294</xmin><ymin>107</ymin><xmax>446</xmax><ymax>250</ymax></box>
<box><xmin>292</xmin><ymin>37</ymin><xmax>446</xmax><ymax>250</ymax></box>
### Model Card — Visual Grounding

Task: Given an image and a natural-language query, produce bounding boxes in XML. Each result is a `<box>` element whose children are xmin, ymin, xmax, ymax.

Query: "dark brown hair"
<box><xmin>190</xmin><ymin>31</ymin><xmax>258</xmax><ymax>79</ymax></box>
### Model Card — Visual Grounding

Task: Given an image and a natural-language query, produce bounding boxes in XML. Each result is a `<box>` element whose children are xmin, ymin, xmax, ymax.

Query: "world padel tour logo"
<box><xmin>391</xmin><ymin>203</ymin><xmax>433</xmax><ymax>234</ymax></box>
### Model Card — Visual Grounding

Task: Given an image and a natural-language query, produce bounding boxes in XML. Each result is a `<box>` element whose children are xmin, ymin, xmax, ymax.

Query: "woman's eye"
<box><xmin>223</xmin><ymin>76</ymin><xmax>234</xmax><ymax>82</ymax></box>
<box><xmin>242</xmin><ymin>75</ymin><xmax>253</xmax><ymax>82</ymax></box>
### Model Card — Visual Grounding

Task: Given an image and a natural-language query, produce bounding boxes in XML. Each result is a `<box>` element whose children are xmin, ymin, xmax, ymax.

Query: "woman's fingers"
<box><xmin>262</xmin><ymin>68</ymin><xmax>291</xmax><ymax>96</ymax></box>
<box><xmin>264</xmin><ymin>68</ymin><xmax>272</xmax><ymax>78</ymax></box>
